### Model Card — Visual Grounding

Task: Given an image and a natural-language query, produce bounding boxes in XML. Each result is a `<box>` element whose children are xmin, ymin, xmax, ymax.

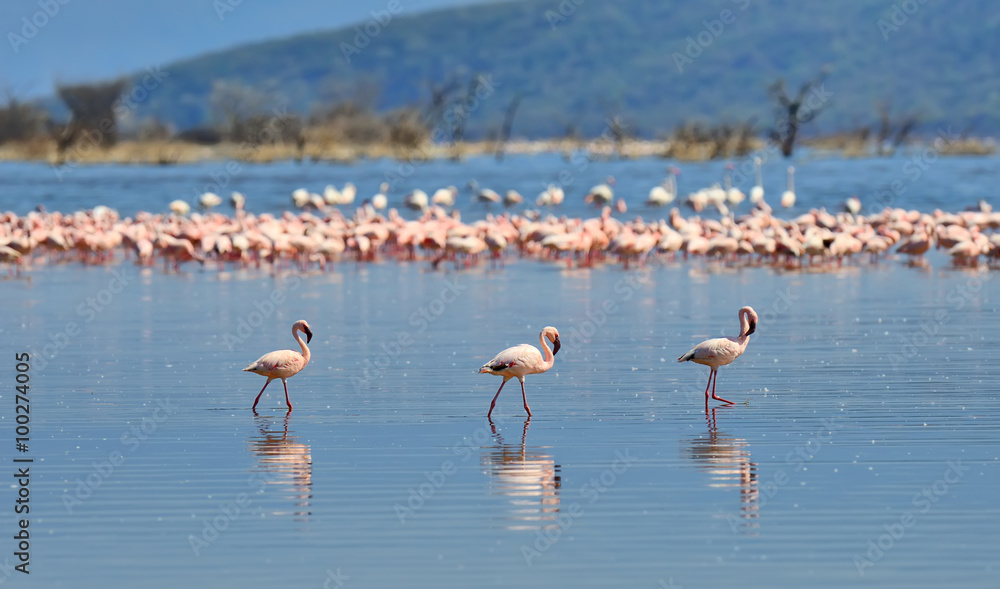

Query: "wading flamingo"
<box><xmin>780</xmin><ymin>166</ymin><xmax>796</xmax><ymax>208</ymax></box>
<box><xmin>244</xmin><ymin>319</ymin><xmax>313</xmax><ymax>412</ymax></box>
<box><xmin>750</xmin><ymin>157</ymin><xmax>764</xmax><ymax>204</ymax></box>
<box><xmin>678</xmin><ymin>306</ymin><xmax>757</xmax><ymax>406</ymax></box>
<box><xmin>479</xmin><ymin>326</ymin><xmax>561</xmax><ymax>418</ymax></box>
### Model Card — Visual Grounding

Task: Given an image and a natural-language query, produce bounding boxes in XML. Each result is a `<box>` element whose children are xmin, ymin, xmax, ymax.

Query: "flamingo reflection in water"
<box><xmin>684</xmin><ymin>407</ymin><xmax>759</xmax><ymax>534</ymax></box>
<box><xmin>481</xmin><ymin>418</ymin><xmax>561</xmax><ymax>531</ymax></box>
<box><xmin>248</xmin><ymin>412</ymin><xmax>313</xmax><ymax>521</ymax></box>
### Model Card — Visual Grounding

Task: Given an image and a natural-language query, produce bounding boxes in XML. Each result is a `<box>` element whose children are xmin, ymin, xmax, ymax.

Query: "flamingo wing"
<box><xmin>481</xmin><ymin>343</ymin><xmax>541</xmax><ymax>374</ymax></box>
<box><xmin>244</xmin><ymin>350</ymin><xmax>305</xmax><ymax>377</ymax></box>
<box><xmin>678</xmin><ymin>337</ymin><xmax>742</xmax><ymax>365</ymax></box>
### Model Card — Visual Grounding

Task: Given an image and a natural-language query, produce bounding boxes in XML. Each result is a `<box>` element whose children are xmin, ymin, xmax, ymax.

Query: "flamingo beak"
<box><xmin>552</xmin><ymin>336</ymin><xmax>561</xmax><ymax>356</ymax></box>
<box><xmin>747</xmin><ymin>320</ymin><xmax>756</xmax><ymax>336</ymax></box>
<box><xmin>304</xmin><ymin>326</ymin><xmax>313</xmax><ymax>343</ymax></box>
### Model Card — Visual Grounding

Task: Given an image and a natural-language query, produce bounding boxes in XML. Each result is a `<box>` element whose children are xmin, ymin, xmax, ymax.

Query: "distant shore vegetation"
<box><xmin>0</xmin><ymin>75</ymin><xmax>995</xmax><ymax>166</ymax></box>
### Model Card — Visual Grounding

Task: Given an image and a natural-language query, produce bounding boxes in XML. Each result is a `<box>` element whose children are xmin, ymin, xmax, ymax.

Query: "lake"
<box><xmin>1</xmin><ymin>152</ymin><xmax>999</xmax><ymax>587</ymax></box>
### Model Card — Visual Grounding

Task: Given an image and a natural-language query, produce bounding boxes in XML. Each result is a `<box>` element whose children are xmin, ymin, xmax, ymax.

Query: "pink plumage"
<box><xmin>479</xmin><ymin>326</ymin><xmax>561</xmax><ymax>418</ymax></box>
<box><xmin>244</xmin><ymin>319</ymin><xmax>313</xmax><ymax>412</ymax></box>
<box><xmin>678</xmin><ymin>306</ymin><xmax>757</xmax><ymax>406</ymax></box>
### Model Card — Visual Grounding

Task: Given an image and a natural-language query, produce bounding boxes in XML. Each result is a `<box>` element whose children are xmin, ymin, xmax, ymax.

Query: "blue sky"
<box><xmin>2</xmin><ymin>0</ymin><xmax>493</xmax><ymax>97</ymax></box>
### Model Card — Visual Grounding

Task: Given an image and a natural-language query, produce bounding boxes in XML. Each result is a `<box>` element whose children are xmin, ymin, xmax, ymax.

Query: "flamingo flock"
<box><xmin>3</xmin><ymin>195</ymin><xmax>999</xmax><ymax>277</ymax></box>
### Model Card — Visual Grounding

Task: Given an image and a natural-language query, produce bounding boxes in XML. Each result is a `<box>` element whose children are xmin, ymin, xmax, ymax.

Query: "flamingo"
<box><xmin>845</xmin><ymin>196</ymin><xmax>862</xmax><ymax>216</ymax></box>
<box><xmin>724</xmin><ymin>163</ymin><xmax>745</xmax><ymax>206</ymax></box>
<box><xmin>199</xmin><ymin>192</ymin><xmax>223</xmax><ymax>210</ymax></box>
<box><xmin>243</xmin><ymin>319</ymin><xmax>313</xmax><ymax>412</ymax></box>
<box><xmin>372</xmin><ymin>182</ymin><xmax>389</xmax><ymax>210</ymax></box>
<box><xmin>230</xmin><ymin>192</ymin><xmax>246</xmax><ymax>211</ymax></box>
<box><xmin>750</xmin><ymin>157</ymin><xmax>764</xmax><ymax>204</ymax></box>
<box><xmin>291</xmin><ymin>188</ymin><xmax>311</xmax><ymax>209</ymax></box>
<box><xmin>678</xmin><ymin>306</ymin><xmax>758</xmax><ymax>406</ymax></box>
<box><xmin>403</xmin><ymin>189</ymin><xmax>429</xmax><ymax>211</ymax></box>
<box><xmin>169</xmin><ymin>200</ymin><xmax>191</xmax><ymax>216</ymax></box>
<box><xmin>432</xmin><ymin>186</ymin><xmax>458</xmax><ymax>207</ymax></box>
<box><xmin>780</xmin><ymin>166</ymin><xmax>796</xmax><ymax>208</ymax></box>
<box><xmin>585</xmin><ymin>176</ymin><xmax>615</xmax><ymax>206</ymax></box>
<box><xmin>479</xmin><ymin>326</ymin><xmax>561</xmax><ymax>418</ymax></box>
<box><xmin>647</xmin><ymin>168</ymin><xmax>677</xmax><ymax>207</ymax></box>
<box><xmin>504</xmin><ymin>190</ymin><xmax>524</xmax><ymax>207</ymax></box>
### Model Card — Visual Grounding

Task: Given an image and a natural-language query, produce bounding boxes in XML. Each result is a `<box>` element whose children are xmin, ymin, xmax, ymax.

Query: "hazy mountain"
<box><xmin>34</xmin><ymin>0</ymin><xmax>1000</xmax><ymax>137</ymax></box>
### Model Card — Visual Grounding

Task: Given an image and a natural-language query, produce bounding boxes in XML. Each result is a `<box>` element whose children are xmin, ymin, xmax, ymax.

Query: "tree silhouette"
<box><xmin>767</xmin><ymin>68</ymin><xmax>830</xmax><ymax>157</ymax></box>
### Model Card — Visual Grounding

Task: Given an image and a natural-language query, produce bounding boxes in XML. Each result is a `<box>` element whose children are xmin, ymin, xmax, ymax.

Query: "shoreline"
<box><xmin>0</xmin><ymin>136</ymin><xmax>994</xmax><ymax>167</ymax></box>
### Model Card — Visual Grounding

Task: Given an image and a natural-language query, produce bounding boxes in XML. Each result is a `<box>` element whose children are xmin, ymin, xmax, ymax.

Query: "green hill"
<box><xmin>123</xmin><ymin>0</ymin><xmax>1000</xmax><ymax>138</ymax></box>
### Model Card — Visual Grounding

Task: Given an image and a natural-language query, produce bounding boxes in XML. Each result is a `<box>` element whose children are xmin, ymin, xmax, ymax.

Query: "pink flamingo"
<box><xmin>479</xmin><ymin>326</ymin><xmax>561</xmax><ymax>418</ymax></box>
<box><xmin>244</xmin><ymin>320</ymin><xmax>313</xmax><ymax>412</ymax></box>
<box><xmin>678</xmin><ymin>306</ymin><xmax>758</xmax><ymax>406</ymax></box>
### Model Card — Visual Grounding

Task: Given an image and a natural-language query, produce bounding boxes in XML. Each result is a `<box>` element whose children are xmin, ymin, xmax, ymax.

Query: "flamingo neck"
<box><xmin>738</xmin><ymin>310</ymin><xmax>751</xmax><ymax>339</ymax></box>
<box><xmin>539</xmin><ymin>332</ymin><xmax>555</xmax><ymax>368</ymax></box>
<box><xmin>295</xmin><ymin>328</ymin><xmax>311</xmax><ymax>364</ymax></box>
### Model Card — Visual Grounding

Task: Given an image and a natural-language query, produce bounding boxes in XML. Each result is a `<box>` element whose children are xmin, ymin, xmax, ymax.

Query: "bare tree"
<box><xmin>449</xmin><ymin>75</ymin><xmax>484</xmax><ymax>147</ymax></box>
<box><xmin>768</xmin><ymin>69</ymin><xmax>830</xmax><ymax>157</ymax></box>
<box><xmin>733</xmin><ymin>117</ymin><xmax>757</xmax><ymax>157</ymax></box>
<box><xmin>209</xmin><ymin>80</ymin><xmax>274</xmax><ymax>141</ymax></box>
<box><xmin>873</xmin><ymin>100</ymin><xmax>920</xmax><ymax>156</ymax></box>
<box><xmin>56</xmin><ymin>79</ymin><xmax>127</xmax><ymax>150</ymax></box>
<box><xmin>494</xmin><ymin>93</ymin><xmax>522</xmax><ymax>161</ymax></box>
<box><xmin>597</xmin><ymin>95</ymin><xmax>633</xmax><ymax>158</ymax></box>
<box><xmin>422</xmin><ymin>76</ymin><xmax>462</xmax><ymax>132</ymax></box>
<box><xmin>0</xmin><ymin>91</ymin><xmax>47</xmax><ymax>144</ymax></box>
<box><xmin>386</xmin><ymin>106</ymin><xmax>429</xmax><ymax>149</ymax></box>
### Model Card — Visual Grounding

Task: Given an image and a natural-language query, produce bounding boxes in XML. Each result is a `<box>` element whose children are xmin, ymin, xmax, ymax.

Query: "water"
<box><xmin>2</xmin><ymin>149</ymin><xmax>998</xmax><ymax>219</ymax></box>
<box><xmin>2</xmin><ymin>154</ymin><xmax>999</xmax><ymax>587</ymax></box>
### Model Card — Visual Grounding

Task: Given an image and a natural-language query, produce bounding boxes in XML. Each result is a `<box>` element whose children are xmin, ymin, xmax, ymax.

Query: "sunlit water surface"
<box><xmin>3</xmin><ymin>253</ymin><xmax>998</xmax><ymax>587</ymax></box>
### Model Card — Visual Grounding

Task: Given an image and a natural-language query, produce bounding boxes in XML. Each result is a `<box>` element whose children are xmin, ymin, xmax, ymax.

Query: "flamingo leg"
<box><xmin>283</xmin><ymin>379</ymin><xmax>293</xmax><ymax>411</ymax></box>
<box><xmin>703</xmin><ymin>369</ymin><xmax>714</xmax><ymax>406</ymax></box>
<box><xmin>487</xmin><ymin>379</ymin><xmax>509</xmax><ymax>418</ymax></box>
<box><xmin>520</xmin><ymin>380</ymin><xmax>532</xmax><ymax>417</ymax></box>
<box><xmin>252</xmin><ymin>378</ymin><xmax>273</xmax><ymax>411</ymax></box>
<box><xmin>711</xmin><ymin>370</ymin><xmax>734</xmax><ymax>405</ymax></box>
